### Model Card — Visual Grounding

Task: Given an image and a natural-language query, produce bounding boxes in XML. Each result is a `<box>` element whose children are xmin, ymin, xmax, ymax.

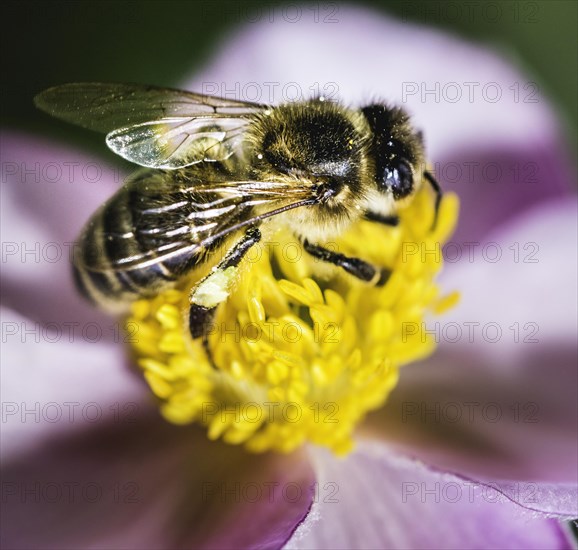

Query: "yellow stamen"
<box><xmin>126</xmin><ymin>184</ymin><xmax>459</xmax><ymax>455</ymax></box>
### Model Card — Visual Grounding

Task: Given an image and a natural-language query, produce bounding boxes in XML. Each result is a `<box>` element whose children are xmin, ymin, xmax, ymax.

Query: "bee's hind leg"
<box><xmin>188</xmin><ymin>227</ymin><xmax>262</xmax><ymax>367</ymax></box>
<box><xmin>188</xmin><ymin>304</ymin><xmax>218</xmax><ymax>368</ymax></box>
<box><xmin>302</xmin><ymin>239</ymin><xmax>390</xmax><ymax>287</ymax></box>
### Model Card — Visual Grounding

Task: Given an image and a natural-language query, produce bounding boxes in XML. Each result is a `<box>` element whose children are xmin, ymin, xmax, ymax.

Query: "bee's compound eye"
<box><xmin>383</xmin><ymin>161</ymin><xmax>414</xmax><ymax>198</ymax></box>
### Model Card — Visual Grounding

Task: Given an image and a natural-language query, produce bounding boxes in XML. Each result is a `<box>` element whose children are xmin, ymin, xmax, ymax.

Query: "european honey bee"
<box><xmin>35</xmin><ymin>83</ymin><xmax>442</xmax><ymax>343</ymax></box>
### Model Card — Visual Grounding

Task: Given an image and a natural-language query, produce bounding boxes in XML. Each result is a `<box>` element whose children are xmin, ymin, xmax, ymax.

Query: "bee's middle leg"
<box><xmin>188</xmin><ymin>227</ymin><xmax>262</xmax><ymax>363</ymax></box>
<box><xmin>302</xmin><ymin>239</ymin><xmax>390</xmax><ymax>287</ymax></box>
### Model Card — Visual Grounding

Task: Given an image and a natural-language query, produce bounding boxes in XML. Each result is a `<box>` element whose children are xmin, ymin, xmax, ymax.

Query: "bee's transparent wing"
<box><xmin>77</xmin><ymin>179</ymin><xmax>315</xmax><ymax>274</ymax></box>
<box><xmin>104</xmin><ymin>117</ymin><xmax>250</xmax><ymax>169</ymax></box>
<box><xmin>34</xmin><ymin>83</ymin><xmax>268</xmax><ymax>130</ymax></box>
<box><xmin>34</xmin><ymin>82</ymin><xmax>270</xmax><ymax>169</ymax></box>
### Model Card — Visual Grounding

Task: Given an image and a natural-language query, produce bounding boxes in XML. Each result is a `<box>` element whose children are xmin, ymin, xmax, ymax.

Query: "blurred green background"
<box><xmin>2</xmin><ymin>0</ymin><xmax>576</xmax><ymax>151</ymax></box>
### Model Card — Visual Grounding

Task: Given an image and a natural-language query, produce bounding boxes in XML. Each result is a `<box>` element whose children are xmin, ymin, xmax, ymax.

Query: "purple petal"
<box><xmin>1</xmin><ymin>131</ymin><xmax>120</xmax><ymax>242</ymax></box>
<box><xmin>2</xmin><ymin>304</ymin><xmax>316</xmax><ymax>549</ymax></box>
<box><xmin>1</xmin><ymin>306</ymin><xmax>148</xmax><ymax>461</ymax></box>
<box><xmin>286</xmin><ymin>443</ymin><xmax>575</xmax><ymax>549</ymax></box>
<box><xmin>358</xmin><ymin>137</ymin><xmax>577</xmax><ymax>518</ymax></box>
<box><xmin>436</xmin><ymin>145</ymin><xmax>574</xmax><ymax>243</ymax></box>
<box><xmin>362</xmin><ymin>197</ymin><xmax>577</xmax><ymax>513</ymax></box>
<box><xmin>185</xmin><ymin>4</ymin><xmax>574</xmax><ymax>240</ymax></box>
<box><xmin>1</xmin><ymin>414</ymin><xmax>315</xmax><ymax>550</ymax></box>
<box><xmin>1</xmin><ymin>131</ymin><xmax>124</xmax><ymax>331</ymax></box>
<box><xmin>439</xmin><ymin>197</ymin><xmax>578</xmax><ymax>362</ymax></box>
<box><xmin>366</xmin><ymin>347</ymin><xmax>577</xmax><ymax>485</ymax></box>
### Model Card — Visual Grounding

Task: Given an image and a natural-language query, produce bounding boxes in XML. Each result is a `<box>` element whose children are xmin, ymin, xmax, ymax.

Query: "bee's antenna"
<box><xmin>424</xmin><ymin>170</ymin><xmax>442</xmax><ymax>231</ymax></box>
<box><xmin>205</xmin><ymin>197</ymin><xmax>317</xmax><ymax>246</ymax></box>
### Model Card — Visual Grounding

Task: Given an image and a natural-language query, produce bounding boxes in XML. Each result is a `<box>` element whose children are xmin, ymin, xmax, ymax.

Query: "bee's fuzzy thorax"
<box><xmin>244</xmin><ymin>99</ymin><xmax>376</xmax><ymax>239</ymax></box>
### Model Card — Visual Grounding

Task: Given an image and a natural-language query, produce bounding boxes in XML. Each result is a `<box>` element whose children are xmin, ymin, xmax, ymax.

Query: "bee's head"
<box><xmin>361</xmin><ymin>104</ymin><xmax>426</xmax><ymax>203</ymax></box>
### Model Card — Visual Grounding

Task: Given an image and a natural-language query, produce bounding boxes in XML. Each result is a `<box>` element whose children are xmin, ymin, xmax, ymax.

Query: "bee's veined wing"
<box><xmin>104</xmin><ymin>116</ymin><xmax>250</xmax><ymax>169</ymax></box>
<box><xmin>77</xmin><ymin>179</ymin><xmax>316</xmax><ymax>274</ymax></box>
<box><xmin>34</xmin><ymin>82</ymin><xmax>271</xmax><ymax>169</ymax></box>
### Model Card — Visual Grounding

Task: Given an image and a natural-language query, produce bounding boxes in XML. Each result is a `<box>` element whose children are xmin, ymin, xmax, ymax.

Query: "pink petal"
<box><xmin>1</xmin><ymin>131</ymin><xmax>120</xmax><ymax>243</ymax></box>
<box><xmin>286</xmin><ymin>443</ymin><xmax>575</xmax><ymax>549</ymax></box>
<box><xmin>1</xmin><ymin>306</ymin><xmax>148</xmax><ymax>461</ymax></box>
<box><xmin>2</xmin><ymin>308</ymin><xmax>315</xmax><ymax>549</ymax></box>
<box><xmin>363</xmin><ymin>201</ymin><xmax>577</xmax><ymax>506</ymax></box>
<box><xmin>366</xmin><ymin>348</ymin><xmax>577</xmax><ymax>484</ymax></box>
<box><xmin>1</xmin><ymin>414</ymin><xmax>315</xmax><ymax>550</ymax></box>
<box><xmin>436</xmin><ymin>146</ymin><xmax>574</xmax><ymax>243</ymax></box>
<box><xmin>1</xmin><ymin>131</ymin><xmax>124</xmax><ymax>330</ymax></box>
<box><xmin>440</xmin><ymin>197</ymin><xmax>577</xmax><ymax>364</ymax></box>
<box><xmin>185</xmin><ymin>5</ymin><xmax>573</xmax><ymax>240</ymax></box>
<box><xmin>187</xmin><ymin>5</ymin><xmax>557</xmax><ymax>157</ymax></box>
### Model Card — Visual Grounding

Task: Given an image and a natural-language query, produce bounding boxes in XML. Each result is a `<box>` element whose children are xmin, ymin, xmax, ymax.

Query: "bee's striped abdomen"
<box><xmin>73</xmin><ymin>193</ymin><xmax>185</xmax><ymax>311</ymax></box>
<box><xmin>72</xmin><ymin>167</ymin><xmax>252</xmax><ymax>312</ymax></box>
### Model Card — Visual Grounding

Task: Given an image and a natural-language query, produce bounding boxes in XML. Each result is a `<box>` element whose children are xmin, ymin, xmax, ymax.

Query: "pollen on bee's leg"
<box><xmin>126</xmin><ymin>186</ymin><xmax>459</xmax><ymax>455</ymax></box>
<box><xmin>190</xmin><ymin>266</ymin><xmax>238</xmax><ymax>308</ymax></box>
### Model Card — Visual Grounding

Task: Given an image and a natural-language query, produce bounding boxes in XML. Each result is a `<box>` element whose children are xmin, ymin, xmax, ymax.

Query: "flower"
<box><xmin>2</xmin><ymin>5</ymin><xmax>577</xmax><ymax>549</ymax></box>
<box><xmin>129</xmin><ymin>183</ymin><xmax>459</xmax><ymax>455</ymax></box>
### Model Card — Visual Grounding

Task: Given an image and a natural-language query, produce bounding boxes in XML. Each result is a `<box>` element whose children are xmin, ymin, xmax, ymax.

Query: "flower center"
<box><xmin>127</xmin><ymin>185</ymin><xmax>459</xmax><ymax>455</ymax></box>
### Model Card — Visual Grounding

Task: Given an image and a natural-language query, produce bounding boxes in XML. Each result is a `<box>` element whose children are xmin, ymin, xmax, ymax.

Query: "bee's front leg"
<box><xmin>188</xmin><ymin>227</ymin><xmax>261</xmax><ymax>364</ymax></box>
<box><xmin>302</xmin><ymin>239</ymin><xmax>390</xmax><ymax>287</ymax></box>
<box><xmin>363</xmin><ymin>211</ymin><xmax>399</xmax><ymax>226</ymax></box>
<box><xmin>424</xmin><ymin>170</ymin><xmax>443</xmax><ymax>230</ymax></box>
